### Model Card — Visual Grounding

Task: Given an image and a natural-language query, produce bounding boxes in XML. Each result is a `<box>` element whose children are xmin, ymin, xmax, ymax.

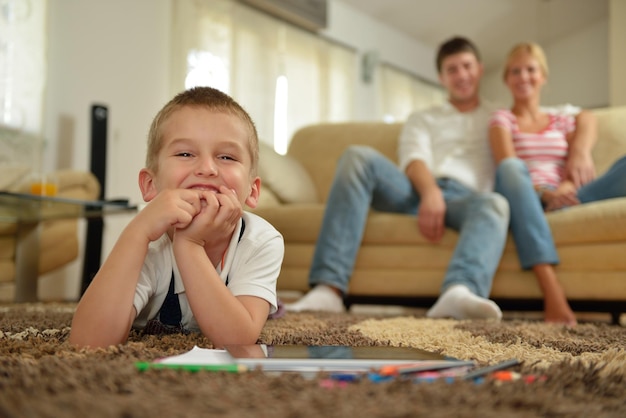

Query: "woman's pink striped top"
<box><xmin>490</xmin><ymin>109</ymin><xmax>576</xmax><ymax>189</ymax></box>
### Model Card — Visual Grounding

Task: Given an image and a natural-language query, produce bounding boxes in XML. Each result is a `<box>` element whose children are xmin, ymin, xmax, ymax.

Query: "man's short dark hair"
<box><xmin>436</xmin><ymin>37</ymin><xmax>481</xmax><ymax>73</ymax></box>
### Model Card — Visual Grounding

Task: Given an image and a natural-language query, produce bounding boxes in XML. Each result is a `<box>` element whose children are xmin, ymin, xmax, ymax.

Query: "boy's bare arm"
<box><xmin>174</xmin><ymin>187</ymin><xmax>268</xmax><ymax>347</ymax></box>
<box><xmin>175</xmin><ymin>239</ymin><xmax>270</xmax><ymax>347</ymax></box>
<box><xmin>69</xmin><ymin>225</ymin><xmax>149</xmax><ymax>348</ymax></box>
<box><xmin>69</xmin><ymin>190</ymin><xmax>203</xmax><ymax>348</ymax></box>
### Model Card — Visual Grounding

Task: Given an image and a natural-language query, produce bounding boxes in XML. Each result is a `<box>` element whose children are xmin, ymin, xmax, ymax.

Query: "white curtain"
<box><xmin>379</xmin><ymin>63</ymin><xmax>446</xmax><ymax>123</ymax></box>
<box><xmin>0</xmin><ymin>0</ymin><xmax>47</xmax><ymax>174</ymax></box>
<box><xmin>0</xmin><ymin>0</ymin><xmax>47</xmax><ymax>134</ymax></box>
<box><xmin>172</xmin><ymin>0</ymin><xmax>356</xmax><ymax>153</ymax></box>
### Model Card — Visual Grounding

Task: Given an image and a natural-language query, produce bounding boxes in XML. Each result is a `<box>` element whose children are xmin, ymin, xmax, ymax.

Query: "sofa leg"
<box><xmin>610</xmin><ymin>312</ymin><xmax>622</xmax><ymax>326</ymax></box>
<box><xmin>343</xmin><ymin>299</ymin><xmax>351</xmax><ymax>311</ymax></box>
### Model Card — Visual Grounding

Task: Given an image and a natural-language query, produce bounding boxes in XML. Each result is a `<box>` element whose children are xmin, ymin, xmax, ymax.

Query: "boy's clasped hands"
<box><xmin>140</xmin><ymin>186</ymin><xmax>242</xmax><ymax>258</ymax></box>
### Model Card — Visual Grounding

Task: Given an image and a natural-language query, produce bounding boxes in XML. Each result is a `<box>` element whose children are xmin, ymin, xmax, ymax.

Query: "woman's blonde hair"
<box><xmin>502</xmin><ymin>42</ymin><xmax>549</xmax><ymax>81</ymax></box>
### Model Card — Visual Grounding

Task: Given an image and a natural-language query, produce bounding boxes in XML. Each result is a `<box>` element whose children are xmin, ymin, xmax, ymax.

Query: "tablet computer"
<box><xmin>224</xmin><ymin>344</ymin><xmax>473</xmax><ymax>373</ymax></box>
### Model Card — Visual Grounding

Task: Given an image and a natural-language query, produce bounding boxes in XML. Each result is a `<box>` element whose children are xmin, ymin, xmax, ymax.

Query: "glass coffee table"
<box><xmin>0</xmin><ymin>191</ymin><xmax>137</xmax><ymax>302</ymax></box>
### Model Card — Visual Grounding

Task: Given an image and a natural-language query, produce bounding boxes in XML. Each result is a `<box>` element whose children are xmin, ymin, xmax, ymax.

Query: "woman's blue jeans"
<box><xmin>495</xmin><ymin>156</ymin><xmax>626</xmax><ymax>269</ymax></box>
<box><xmin>308</xmin><ymin>145</ymin><xmax>510</xmax><ymax>298</ymax></box>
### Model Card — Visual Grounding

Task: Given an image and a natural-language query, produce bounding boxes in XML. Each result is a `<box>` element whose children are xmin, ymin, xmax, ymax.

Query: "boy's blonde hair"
<box><xmin>503</xmin><ymin>42</ymin><xmax>549</xmax><ymax>81</ymax></box>
<box><xmin>146</xmin><ymin>87</ymin><xmax>259</xmax><ymax>176</ymax></box>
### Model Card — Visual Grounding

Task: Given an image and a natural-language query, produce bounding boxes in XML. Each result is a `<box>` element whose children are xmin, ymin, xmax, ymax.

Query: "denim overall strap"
<box><xmin>159</xmin><ymin>271</ymin><xmax>181</xmax><ymax>326</ymax></box>
<box><xmin>225</xmin><ymin>218</ymin><xmax>246</xmax><ymax>287</ymax></box>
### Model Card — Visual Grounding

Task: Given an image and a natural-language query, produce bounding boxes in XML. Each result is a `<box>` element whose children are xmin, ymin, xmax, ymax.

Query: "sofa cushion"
<box><xmin>287</xmin><ymin>123</ymin><xmax>403</xmax><ymax>203</ymax></box>
<box><xmin>258</xmin><ymin>142</ymin><xmax>318</xmax><ymax>204</ymax></box>
<box><xmin>546</xmin><ymin>197</ymin><xmax>626</xmax><ymax>244</ymax></box>
<box><xmin>256</xmin><ymin>186</ymin><xmax>281</xmax><ymax>207</ymax></box>
<box><xmin>253</xmin><ymin>204</ymin><xmax>459</xmax><ymax>246</ymax></box>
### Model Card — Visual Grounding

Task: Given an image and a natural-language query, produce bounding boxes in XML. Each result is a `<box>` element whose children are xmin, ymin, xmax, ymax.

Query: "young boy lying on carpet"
<box><xmin>70</xmin><ymin>87</ymin><xmax>284</xmax><ymax>349</ymax></box>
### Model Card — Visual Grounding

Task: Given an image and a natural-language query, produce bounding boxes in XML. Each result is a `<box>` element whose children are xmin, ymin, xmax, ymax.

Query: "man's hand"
<box><xmin>417</xmin><ymin>188</ymin><xmax>446</xmax><ymax>243</ymax></box>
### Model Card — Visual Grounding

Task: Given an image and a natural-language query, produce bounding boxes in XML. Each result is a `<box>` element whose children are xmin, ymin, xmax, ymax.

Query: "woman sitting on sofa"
<box><xmin>489</xmin><ymin>42</ymin><xmax>626</xmax><ymax>326</ymax></box>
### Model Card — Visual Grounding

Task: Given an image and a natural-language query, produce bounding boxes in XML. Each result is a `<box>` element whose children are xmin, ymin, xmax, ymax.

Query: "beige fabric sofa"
<box><xmin>253</xmin><ymin>106</ymin><xmax>626</xmax><ymax>321</ymax></box>
<box><xmin>0</xmin><ymin>168</ymin><xmax>100</xmax><ymax>299</ymax></box>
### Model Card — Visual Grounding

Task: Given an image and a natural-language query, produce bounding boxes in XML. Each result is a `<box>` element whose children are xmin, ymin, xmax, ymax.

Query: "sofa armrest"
<box><xmin>13</xmin><ymin>169</ymin><xmax>101</xmax><ymax>201</ymax></box>
<box><xmin>0</xmin><ymin>169</ymin><xmax>101</xmax><ymax>286</ymax></box>
<box><xmin>592</xmin><ymin>106</ymin><xmax>626</xmax><ymax>176</ymax></box>
<box><xmin>54</xmin><ymin>169</ymin><xmax>100</xmax><ymax>201</ymax></box>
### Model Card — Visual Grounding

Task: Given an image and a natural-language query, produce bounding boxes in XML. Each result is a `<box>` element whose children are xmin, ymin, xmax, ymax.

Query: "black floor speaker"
<box><xmin>81</xmin><ymin>104</ymin><xmax>108</xmax><ymax>294</ymax></box>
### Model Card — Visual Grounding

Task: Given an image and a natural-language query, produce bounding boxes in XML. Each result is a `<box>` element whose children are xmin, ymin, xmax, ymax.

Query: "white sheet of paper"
<box><xmin>156</xmin><ymin>345</ymin><xmax>233</xmax><ymax>365</ymax></box>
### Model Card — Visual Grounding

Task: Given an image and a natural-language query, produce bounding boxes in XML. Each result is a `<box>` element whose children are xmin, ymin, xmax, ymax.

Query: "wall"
<box><xmin>41</xmin><ymin>0</ymin><xmax>610</xmax><ymax>301</ymax></box>
<box><xmin>322</xmin><ymin>1</ymin><xmax>438</xmax><ymax>121</ymax></box>
<box><xmin>328</xmin><ymin>2</ymin><xmax>610</xmax><ymax>112</ymax></box>
<box><xmin>481</xmin><ymin>19</ymin><xmax>609</xmax><ymax>109</ymax></box>
<box><xmin>41</xmin><ymin>0</ymin><xmax>171</xmax><ymax>300</ymax></box>
<box><xmin>609</xmin><ymin>0</ymin><xmax>626</xmax><ymax>106</ymax></box>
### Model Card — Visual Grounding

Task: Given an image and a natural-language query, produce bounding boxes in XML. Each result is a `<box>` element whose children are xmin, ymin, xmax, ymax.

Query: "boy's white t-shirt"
<box><xmin>132</xmin><ymin>211</ymin><xmax>284</xmax><ymax>332</ymax></box>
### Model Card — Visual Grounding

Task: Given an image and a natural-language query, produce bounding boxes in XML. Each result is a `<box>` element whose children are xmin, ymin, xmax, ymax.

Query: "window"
<box><xmin>378</xmin><ymin>63</ymin><xmax>445</xmax><ymax>123</ymax></box>
<box><xmin>172</xmin><ymin>0</ymin><xmax>356</xmax><ymax>154</ymax></box>
<box><xmin>0</xmin><ymin>0</ymin><xmax>46</xmax><ymax>174</ymax></box>
<box><xmin>0</xmin><ymin>0</ymin><xmax>46</xmax><ymax>134</ymax></box>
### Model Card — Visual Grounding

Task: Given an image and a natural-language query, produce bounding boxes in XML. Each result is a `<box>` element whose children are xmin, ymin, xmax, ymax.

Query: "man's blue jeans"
<box><xmin>495</xmin><ymin>156</ymin><xmax>626</xmax><ymax>269</ymax></box>
<box><xmin>308</xmin><ymin>146</ymin><xmax>510</xmax><ymax>298</ymax></box>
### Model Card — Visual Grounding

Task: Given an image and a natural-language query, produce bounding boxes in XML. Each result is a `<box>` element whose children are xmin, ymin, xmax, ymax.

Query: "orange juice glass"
<box><xmin>29</xmin><ymin>173</ymin><xmax>59</xmax><ymax>196</ymax></box>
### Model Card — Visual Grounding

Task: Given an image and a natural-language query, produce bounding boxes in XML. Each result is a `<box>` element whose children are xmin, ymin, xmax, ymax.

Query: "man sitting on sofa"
<box><xmin>286</xmin><ymin>36</ymin><xmax>510</xmax><ymax>319</ymax></box>
<box><xmin>287</xmin><ymin>36</ymin><xmax>594</xmax><ymax>320</ymax></box>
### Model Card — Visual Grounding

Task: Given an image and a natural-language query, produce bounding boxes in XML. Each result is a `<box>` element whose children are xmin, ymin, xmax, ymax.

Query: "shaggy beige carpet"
<box><xmin>1</xmin><ymin>303</ymin><xmax>625</xmax><ymax>417</ymax></box>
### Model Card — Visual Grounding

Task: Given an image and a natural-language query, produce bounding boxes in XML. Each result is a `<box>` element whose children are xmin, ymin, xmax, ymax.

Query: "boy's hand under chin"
<box><xmin>174</xmin><ymin>185</ymin><xmax>243</xmax><ymax>250</ymax></box>
<box><xmin>133</xmin><ymin>188</ymin><xmax>205</xmax><ymax>243</ymax></box>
